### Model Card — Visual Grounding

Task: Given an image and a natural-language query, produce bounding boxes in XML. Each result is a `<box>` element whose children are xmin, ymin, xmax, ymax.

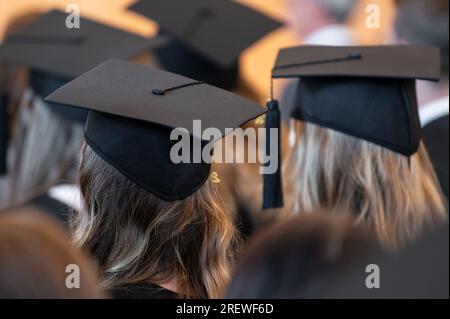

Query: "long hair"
<box><xmin>72</xmin><ymin>144</ymin><xmax>241</xmax><ymax>299</ymax></box>
<box><xmin>9</xmin><ymin>95</ymin><xmax>83</xmax><ymax>203</ymax></box>
<box><xmin>288</xmin><ymin>122</ymin><xmax>447</xmax><ymax>249</ymax></box>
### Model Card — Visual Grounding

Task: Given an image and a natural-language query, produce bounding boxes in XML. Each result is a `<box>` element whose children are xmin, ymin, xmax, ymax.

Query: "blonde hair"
<box><xmin>9</xmin><ymin>95</ymin><xmax>83</xmax><ymax>203</ymax></box>
<box><xmin>72</xmin><ymin>144</ymin><xmax>240</xmax><ymax>299</ymax></box>
<box><xmin>288</xmin><ymin>122</ymin><xmax>447</xmax><ymax>249</ymax></box>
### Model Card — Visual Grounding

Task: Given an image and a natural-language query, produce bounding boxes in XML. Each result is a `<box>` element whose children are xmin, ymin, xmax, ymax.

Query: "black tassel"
<box><xmin>0</xmin><ymin>93</ymin><xmax>9</xmax><ymax>175</ymax></box>
<box><xmin>263</xmin><ymin>99</ymin><xmax>283</xmax><ymax>209</ymax></box>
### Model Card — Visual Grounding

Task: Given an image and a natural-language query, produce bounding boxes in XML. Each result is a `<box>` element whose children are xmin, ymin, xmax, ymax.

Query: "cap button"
<box><xmin>347</xmin><ymin>52</ymin><xmax>362</xmax><ymax>59</ymax></box>
<box><xmin>152</xmin><ymin>88</ymin><xmax>166</xmax><ymax>96</ymax></box>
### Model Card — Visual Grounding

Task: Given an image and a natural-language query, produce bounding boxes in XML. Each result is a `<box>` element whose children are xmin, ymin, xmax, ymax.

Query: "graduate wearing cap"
<box><xmin>0</xmin><ymin>68</ymin><xmax>9</xmax><ymax>177</ymax></box>
<box><xmin>280</xmin><ymin>0</ymin><xmax>358</xmax><ymax>124</ymax></box>
<box><xmin>46</xmin><ymin>59</ymin><xmax>267</xmax><ymax>298</ymax></box>
<box><xmin>129</xmin><ymin>0</ymin><xmax>282</xmax><ymax>93</ymax></box>
<box><xmin>0</xmin><ymin>63</ymin><xmax>10</xmax><ymax>185</ymax></box>
<box><xmin>0</xmin><ymin>10</ymin><xmax>161</xmax><ymax>221</ymax></box>
<box><xmin>129</xmin><ymin>0</ymin><xmax>284</xmax><ymax>236</ymax></box>
<box><xmin>272</xmin><ymin>45</ymin><xmax>447</xmax><ymax>249</ymax></box>
<box><xmin>394</xmin><ymin>0</ymin><xmax>449</xmax><ymax>201</ymax></box>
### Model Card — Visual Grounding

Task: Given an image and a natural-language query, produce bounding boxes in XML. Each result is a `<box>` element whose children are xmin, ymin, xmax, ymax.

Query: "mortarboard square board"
<box><xmin>272</xmin><ymin>45</ymin><xmax>440</xmax><ymax>80</ymax></box>
<box><xmin>128</xmin><ymin>0</ymin><xmax>283</xmax><ymax>69</ymax></box>
<box><xmin>272</xmin><ymin>45</ymin><xmax>441</xmax><ymax>156</ymax></box>
<box><xmin>0</xmin><ymin>9</ymin><xmax>164</xmax><ymax>80</ymax></box>
<box><xmin>46</xmin><ymin>59</ymin><xmax>266</xmax><ymax>200</ymax></box>
<box><xmin>46</xmin><ymin>59</ymin><xmax>265</xmax><ymax>138</ymax></box>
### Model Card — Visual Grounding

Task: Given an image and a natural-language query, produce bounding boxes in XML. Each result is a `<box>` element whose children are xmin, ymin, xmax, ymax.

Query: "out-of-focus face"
<box><xmin>286</xmin><ymin>0</ymin><xmax>328</xmax><ymax>39</ymax></box>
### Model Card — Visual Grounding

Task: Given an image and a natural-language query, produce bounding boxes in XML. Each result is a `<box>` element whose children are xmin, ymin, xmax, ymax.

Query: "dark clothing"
<box><xmin>280</xmin><ymin>80</ymin><xmax>298</xmax><ymax>124</ymax></box>
<box><xmin>422</xmin><ymin>115</ymin><xmax>449</xmax><ymax>200</ymax></box>
<box><xmin>29</xmin><ymin>193</ymin><xmax>72</xmax><ymax>229</ymax></box>
<box><xmin>235</xmin><ymin>205</ymin><xmax>255</xmax><ymax>239</ymax></box>
<box><xmin>109</xmin><ymin>283</ymin><xmax>178</xmax><ymax>299</ymax></box>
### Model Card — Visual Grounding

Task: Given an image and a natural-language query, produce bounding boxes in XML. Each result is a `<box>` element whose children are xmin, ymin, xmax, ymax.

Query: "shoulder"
<box><xmin>420</xmin><ymin>97</ymin><xmax>449</xmax><ymax>128</ymax></box>
<box><xmin>422</xmin><ymin>115</ymin><xmax>449</xmax><ymax>143</ymax></box>
<box><xmin>29</xmin><ymin>193</ymin><xmax>72</xmax><ymax>228</ymax></box>
<box><xmin>109</xmin><ymin>283</ymin><xmax>178</xmax><ymax>299</ymax></box>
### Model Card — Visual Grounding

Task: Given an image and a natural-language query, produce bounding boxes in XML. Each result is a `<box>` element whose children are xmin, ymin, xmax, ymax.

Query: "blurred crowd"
<box><xmin>0</xmin><ymin>0</ymin><xmax>448</xmax><ymax>299</ymax></box>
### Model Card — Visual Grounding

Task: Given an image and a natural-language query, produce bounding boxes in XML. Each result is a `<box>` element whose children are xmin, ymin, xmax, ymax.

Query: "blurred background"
<box><xmin>0</xmin><ymin>0</ymin><xmax>448</xmax><ymax>300</ymax></box>
<box><xmin>0</xmin><ymin>0</ymin><xmax>395</xmax><ymax>99</ymax></box>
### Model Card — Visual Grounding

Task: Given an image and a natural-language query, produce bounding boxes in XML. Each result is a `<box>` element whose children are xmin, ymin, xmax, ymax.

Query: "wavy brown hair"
<box><xmin>72</xmin><ymin>144</ymin><xmax>241</xmax><ymax>299</ymax></box>
<box><xmin>288</xmin><ymin>122</ymin><xmax>447</xmax><ymax>249</ymax></box>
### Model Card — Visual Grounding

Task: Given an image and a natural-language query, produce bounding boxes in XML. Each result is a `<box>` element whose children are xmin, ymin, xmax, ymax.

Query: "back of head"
<box><xmin>288</xmin><ymin>122</ymin><xmax>447</xmax><ymax>249</ymax></box>
<box><xmin>9</xmin><ymin>97</ymin><xmax>84</xmax><ymax>203</ymax></box>
<box><xmin>0</xmin><ymin>207</ymin><xmax>103</xmax><ymax>298</ymax></box>
<box><xmin>73</xmin><ymin>144</ymin><xmax>240</xmax><ymax>299</ymax></box>
<box><xmin>1</xmin><ymin>11</ymin><xmax>43</xmax><ymax>180</ymax></box>
<box><xmin>3</xmin><ymin>11</ymin><xmax>85</xmax><ymax>204</ymax></box>
<box><xmin>395</xmin><ymin>0</ymin><xmax>449</xmax><ymax>80</ymax></box>
<box><xmin>323</xmin><ymin>222</ymin><xmax>449</xmax><ymax>298</ymax></box>
<box><xmin>226</xmin><ymin>213</ymin><xmax>377</xmax><ymax>299</ymax></box>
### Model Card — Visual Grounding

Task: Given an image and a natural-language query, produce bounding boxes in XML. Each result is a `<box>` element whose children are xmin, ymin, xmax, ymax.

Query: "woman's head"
<box><xmin>2</xmin><ymin>12</ymin><xmax>85</xmax><ymax>205</ymax></box>
<box><xmin>226</xmin><ymin>213</ymin><xmax>378</xmax><ymax>299</ymax></box>
<box><xmin>73</xmin><ymin>144</ymin><xmax>240</xmax><ymax>298</ymax></box>
<box><xmin>9</xmin><ymin>95</ymin><xmax>84</xmax><ymax>203</ymax></box>
<box><xmin>288</xmin><ymin>122</ymin><xmax>447</xmax><ymax>249</ymax></box>
<box><xmin>0</xmin><ymin>207</ymin><xmax>103</xmax><ymax>298</ymax></box>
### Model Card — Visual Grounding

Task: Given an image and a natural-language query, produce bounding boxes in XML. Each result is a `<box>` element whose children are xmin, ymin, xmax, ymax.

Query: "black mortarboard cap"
<box><xmin>0</xmin><ymin>9</ymin><xmax>164</xmax><ymax>122</ymax></box>
<box><xmin>129</xmin><ymin>0</ymin><xmax>282</xmax><ymax>90</ymax></box>
<box><xmin>45</xmin><ymin>59</ymin><xmax>265</xmax><ymax>200</ymax></box>
<box><xmin>0</xmin><ymin>9</ymin><xmax>163</xmax><ymax>79</ymax></box>
<box><xmin>0</xmin><ymin>10</ymin><xmax>165</xmax><ymax>174</ymax></box>
<box><xmin>272</xmin><ymin>45</ymin><xmax>441</xmax><ymax>156</ymax></box>
<box><xmin>28</xmin><ymin>70</ymin><xmax>87</xmax><ymax>123</ymax></box>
